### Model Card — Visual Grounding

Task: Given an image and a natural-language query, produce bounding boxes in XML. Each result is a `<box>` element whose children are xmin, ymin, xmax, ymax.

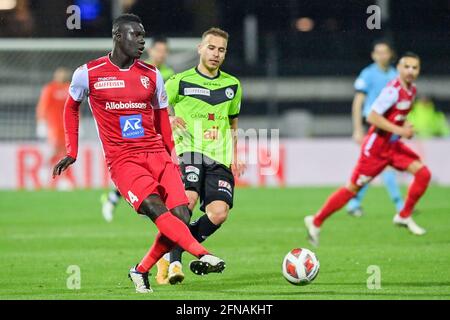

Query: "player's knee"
<box><xmin>207</xmin><ymin>204</ymin><xmax>229</xmax><ymax>225</ymax></box>
<box><xmin>170</xmin><ymin>205</ymin><xmax>192</xmax><ymax>225</ymax></box>
<box><xmin>347</xmin><ymin>183</ymin><xmax>361</xmax><ymax>194</ymax></box>
<box><xmin>138</xmin><ymin>194</ymin><xmax>168</xmax><ymax>221</ymax></box>
<box><xmin>417</xmin><ymin>166</ymin><xmax>431</xmax><ymax>184</ymax></box>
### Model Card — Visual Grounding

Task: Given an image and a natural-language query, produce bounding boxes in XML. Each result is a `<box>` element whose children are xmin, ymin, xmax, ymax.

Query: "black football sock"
<box><xmin>190</xmin><ymin>214</ymin><xmax>221</xmax><ymax>243</ymax></box>
<box><xmin>169</xmin><ymin>214</ymin><xmax>221</xmax><ymax>263</ymax></box>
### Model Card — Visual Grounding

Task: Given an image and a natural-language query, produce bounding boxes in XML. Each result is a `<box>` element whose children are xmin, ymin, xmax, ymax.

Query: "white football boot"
<box><xmin>189</xmin><ymin>254</ymin><xmax>226</xmax><ymax>276</ymax></box>
<box><xmin>393</xmin><ymin>214</ymin><xmax>426</xmax><ymax>235</ymax></box>
<box><xmin>304</xmin><ymin>215</ymin><xmax>321</xmax><ymax>247</ymax></box>
<box><xmin>128</xmin><ymin>265</ymin><xmax>153</xmax><ymax>293</ymax></box>
<box><xmin>100</xmin><ymin>194</ymin><xmax>114</xmax><ymax>223</ymax></box>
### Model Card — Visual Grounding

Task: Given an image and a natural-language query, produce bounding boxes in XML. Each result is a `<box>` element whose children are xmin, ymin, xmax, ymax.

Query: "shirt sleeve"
<box><xmin>371</xmin><ymin>86</ymin><xmax>399</xmax><ymax>115</ymax></box>
<box><xmin>354</xmin><ymin>69</ymin><xmax>370</xmax><ymax>94</ymax></box>
<box><xmin>69</xmin><ymin>64</ymin><xmax>89</xmax><ymax>102</ymax></box>
<box><xmin>164</xmin><ymin>74</ymin><xmax>179</xmax><ymax>108</ymax></box>
<box><xmin>151</xmin><ymin>69</ymin><xmax>169</xmax><ymax>109</ymax></box>
<box><xmin>228</xmin><ymin>80</ymin><xmax>242</xmax><ymax>119</ymax></box>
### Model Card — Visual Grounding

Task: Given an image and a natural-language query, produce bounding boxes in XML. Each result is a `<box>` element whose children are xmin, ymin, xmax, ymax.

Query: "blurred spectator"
<box><xmin>36</xmin><ymin>67</ymin><xmax>76</xmax><ymax>188</ymax></box>
<box><xmin>408</xmin><ymin>96</ymin><xmax>450</xmax><ymax>138</ymax></box>
<box><xmin>145</xmin><ymin>36</ymin><xmax>174</xmax><ymax>81</ymax></box>
<box><xmin>0</xmin><ymin>0</ymin><xmax>34</xmax><ymax>37</ymax></box>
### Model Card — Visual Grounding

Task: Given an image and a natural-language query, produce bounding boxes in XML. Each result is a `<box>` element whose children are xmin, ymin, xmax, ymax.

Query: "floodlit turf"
<box><xmin>0</xmin><ymin>186</ymin><xmax>449</xmax><ymax>300</ymax></box>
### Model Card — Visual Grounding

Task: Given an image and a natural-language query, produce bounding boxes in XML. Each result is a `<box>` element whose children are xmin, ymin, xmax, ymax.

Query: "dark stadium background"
<box><xmin>1</xmin><ymin>0</ymin><xmax>449</xmax><ymax>117</ymax></box>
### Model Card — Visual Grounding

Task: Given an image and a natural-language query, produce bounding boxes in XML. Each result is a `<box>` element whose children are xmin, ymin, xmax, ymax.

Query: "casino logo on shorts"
<box><xmin>120</xmin><ymin>114</ymin><xmax>145</xmax><ymax>138</ymax></box>
<box><xmin>218</xmin><ymin>180</ymin><xmax>232</xmax><ymax>192</ymax></box>
<box><xmin>218</xmin><ymin>180</ymin><xmax>232</xmax><ymax>197</ymax></box>
<box><xmin>225</xmin><ymin>87</ymin><xmax>235</xmax><ymax>99</ymax></box>
<box><xmin>186</xmin><ymin>173</ymin><xmax>199</xmax><ymax>183</ymax></box>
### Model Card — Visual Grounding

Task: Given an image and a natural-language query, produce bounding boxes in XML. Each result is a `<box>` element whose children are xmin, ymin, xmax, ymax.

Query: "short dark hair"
<box><xmin>112</xmin><ymin>13</ymin><xmax>142</xmax><ymax>35</ymax></box>
<box><xmin>399</xmin><ymin>51</ymin><xmax>421</xmax><ymax>62</ymax></box>
<box><xmin>372</xmin><ymin>39</ymin><xmax>394</xmax><ymax>51</ymax></box>
<box><xmin>151</xmin><ymin>35</ymin><xmax>168</xmax><ymax>47</ymax></box>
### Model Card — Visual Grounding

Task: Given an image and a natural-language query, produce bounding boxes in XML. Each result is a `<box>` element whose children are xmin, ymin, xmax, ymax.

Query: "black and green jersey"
<box><xmin>165</xmin><ymin>67</ymin><xmax>242</xmax><ymax>167</ymax></box>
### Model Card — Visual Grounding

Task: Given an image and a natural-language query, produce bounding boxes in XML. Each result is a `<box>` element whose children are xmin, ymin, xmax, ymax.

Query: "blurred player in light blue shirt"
<box><xmin>348</xmin><ymin>40</ymin><xmax>404</xmax><ymax>216</ymax></box>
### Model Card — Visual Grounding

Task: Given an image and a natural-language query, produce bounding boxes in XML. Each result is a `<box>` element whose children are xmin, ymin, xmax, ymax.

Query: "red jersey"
<box><xmin>362</xmin><ymin>78</ymin><xmax>417</xmax><ymax>156</ymax></box>
<box><xmin>68</xmin><ymin>54</ymin><xmax>168</xmax><ymax>166</ymax></box>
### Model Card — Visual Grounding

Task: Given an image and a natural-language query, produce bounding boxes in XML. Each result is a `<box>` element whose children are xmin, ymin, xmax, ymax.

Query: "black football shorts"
<box><xmin>179</xmin><ymin>152</ymin><xmax>234</xmax><ymax>212</ymax></box>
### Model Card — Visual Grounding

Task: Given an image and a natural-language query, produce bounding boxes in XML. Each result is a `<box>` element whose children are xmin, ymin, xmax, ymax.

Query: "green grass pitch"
<box><xmin>1</xmin><ymin>186</ymin><xmax>449</xmax><ymax>300</ymax></box>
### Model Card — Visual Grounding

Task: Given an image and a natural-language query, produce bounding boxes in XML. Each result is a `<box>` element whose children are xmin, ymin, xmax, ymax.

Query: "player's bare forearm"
<box><xmin>167</xmin><ymin>104</ymin><xmax>175</xmax><ymax>117</ymax></box>
<box><xmin>351</xmin><ymin>92</ymin><xmax>366</xmax><ymax>132</ymax></box>
<box><xmin>230</xmin><ymin>118</ymin><xmax>245</xmax><ymax>177</ymax></box>
<box><xmin>367</xmin><ymin>111</ymin><xmax>404</xmax><ymax>135</ymax></box>
<box><xmin>230</xmin><ymin>118</ymin><xmax>238</xmax><ymax>161</ymax></box>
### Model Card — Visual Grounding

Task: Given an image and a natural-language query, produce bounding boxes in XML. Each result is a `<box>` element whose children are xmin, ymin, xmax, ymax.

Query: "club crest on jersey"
<box><xmin>140</xmin><ymin>76</ymin><xmax>150</xmax><ymax>89</ymax></box>
<box><xmin>396</xmin><ymin>101</ymin><xmax>411</xmax><ymax>110</ymax></box>
<box><xmin>120</xmin><ymin>114</ymin><xmax>144</xmax><ymax>138</ymax></box>
<box><xmin>225</xmin><ymin>87</ymin><xmax>235</xmax><ymax>99</ymax></box>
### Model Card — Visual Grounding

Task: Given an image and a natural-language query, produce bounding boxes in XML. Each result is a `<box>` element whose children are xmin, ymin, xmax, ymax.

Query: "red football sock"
<box><xmin>137</xmin><ymin>233</ymin><xmax>174</xmax><ymax>273</ymax></box>
<box><xmin>154</xmin><ymin>212</ymin><xmax>209</xmax><ymax>258</ymax></box>
<box><xmin>313</xmin><ymin>187</ymin><xmax>356</xmax><ymax>227</ymax></box>
<box><xmin>400</xmin><ymin>166</ymin><xmax>431</xmax><ymax>218</ymax></box>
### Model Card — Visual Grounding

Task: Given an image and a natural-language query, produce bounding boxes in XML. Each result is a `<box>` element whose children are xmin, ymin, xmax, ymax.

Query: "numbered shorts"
<box><xmin>179</xmin><ymin>152</ymin><xmax>235</xmax><ymax>212</ymax></box>
<box><xmin>351</xmin><ymin>141</ymin><xmax>420</xmax><ymax>187</ymax></box>
<box><xmin>110</xmin><ymin>151</ymin><xmax>188</xmax><ymax>212</ymax></box>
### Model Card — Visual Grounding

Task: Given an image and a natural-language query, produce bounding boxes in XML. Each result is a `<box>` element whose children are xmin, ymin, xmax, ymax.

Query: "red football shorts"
<box><xmin>110</xmin><ymin>151</ymin><xmax>188</xmax><ymax>211</ymax></box>
<box><xmin>351</xmin><ymin>141</ymin><xmax>420</xmax><ymax>186</ymax></box>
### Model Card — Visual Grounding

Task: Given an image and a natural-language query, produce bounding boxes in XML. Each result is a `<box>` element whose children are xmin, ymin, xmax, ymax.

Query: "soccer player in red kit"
<box><xmin>305</xmin><ymin>52</ymin><xmax>431</xmax><ymax>247</ymax></box>
<box><xmin>52</xmin><ymin>14</ymin><xmax>225</xmax><ymax>293</ymax></box>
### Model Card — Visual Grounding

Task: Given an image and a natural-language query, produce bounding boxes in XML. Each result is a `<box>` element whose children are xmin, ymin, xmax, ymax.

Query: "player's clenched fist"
<box><xmin>52</xmin><ymin>156</ymin><xmax>76</xmax><ymax>178</ymax></box>
<box><xmin>169</xmin><ymin>116</ymin><xmax>187</xmax><ymax>131</ymax></box>
<box><xmin>231</xmin><ymin>158</ymin><xmax>246</xmax><ymax>178</ymax></box>
<box><xmin>399</xmin><ymin>123</ymin><xmax>414</xmax><ymax>139</ymax></box>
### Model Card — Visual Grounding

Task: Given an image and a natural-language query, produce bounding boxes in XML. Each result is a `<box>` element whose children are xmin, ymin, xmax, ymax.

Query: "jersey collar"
<box><xmin>107</xmin><ymin>53</ymin><xmax>137</xmax><ymax>71</ymax></box>
<box><xmin>195</xmin><ymin>67</ymin><xmax>221</xmax><ymax>80</ymax></box>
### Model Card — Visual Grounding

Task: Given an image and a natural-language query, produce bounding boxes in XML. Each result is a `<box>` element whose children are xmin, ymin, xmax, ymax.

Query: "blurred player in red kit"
<box><xmin>305</xmin><ymin>52</ymin><xmax>431</xmax><ymax>246</ymax></box>
<box><xmin>53</xmin><ymin>14</ymin><xmax>225</xmax><ymax>293</ymax></box>
<box><xmin>36</xmin><ymin>67</ymin><xmax>76</xmax><ymax>188</ymax></box>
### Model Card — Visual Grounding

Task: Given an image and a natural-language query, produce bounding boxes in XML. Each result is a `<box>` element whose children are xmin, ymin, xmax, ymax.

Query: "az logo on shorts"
<box><xmin>120</xmin><ymin>114</ymin><xmax>144</xmax><ymax>138</ymax></box>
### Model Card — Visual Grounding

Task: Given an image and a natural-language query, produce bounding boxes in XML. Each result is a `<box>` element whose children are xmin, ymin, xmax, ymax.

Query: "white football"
<box><xmin>282</xmin><ymin>248</ymin><xmax>320</xmax><ymax>285</ymax></box>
